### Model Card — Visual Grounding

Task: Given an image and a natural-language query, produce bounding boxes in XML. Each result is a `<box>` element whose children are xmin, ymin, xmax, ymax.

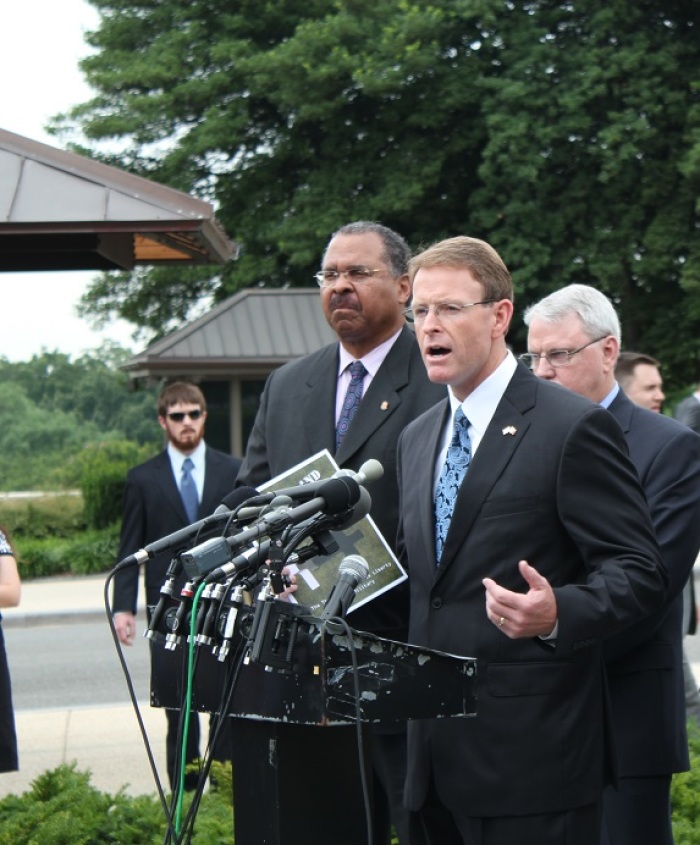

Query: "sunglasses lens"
<box><xmin>168</xmin><ymin>410</ymin><xmax>202</xmax><ymax>422</ymax></box>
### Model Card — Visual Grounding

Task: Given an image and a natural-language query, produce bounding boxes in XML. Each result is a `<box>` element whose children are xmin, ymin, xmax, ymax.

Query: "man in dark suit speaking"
<box><xmin>236</xmin><ymin>220</ymin><xmax>446</xmax><ymax>844</ymax></box>
<box><xmin>524</xmin><ymin>284</ymin><xmax>700</xmax><ymax>845</ymax></box>
<box><xmin>112</xmin><ymin>381</ymin><xmax>241</xmax><ymax>790</ymax></box>
<box><xmin>396</xmin><ymin>237</ymin><xmax>667</xmax><ymax>845</ymax></box>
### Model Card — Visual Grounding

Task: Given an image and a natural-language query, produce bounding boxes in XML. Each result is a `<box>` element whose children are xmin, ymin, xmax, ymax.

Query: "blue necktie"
<box><xmin>335</xmin><ymin>361</ymin><xmax>367</xmax><ymax>451</ymax></box>
<box><xmin>180</xmin><ymin>457</ymin><xmax>199</xmax><ymax>523</ymax></box>
<box><xmin>434</xmin><ymin>407</ymin><xmax>471</xmax><ymax>563</ymax></box>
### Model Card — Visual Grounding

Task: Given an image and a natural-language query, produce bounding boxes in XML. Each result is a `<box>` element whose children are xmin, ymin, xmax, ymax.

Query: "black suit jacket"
<box><xmin>236</xmin><ymin>325</ymin><xmax>446</xmax><ymax>639</ymax></box>
<box><xmin>113</xmin><ymin>445</ymin><xmax>242</xmax><ymax>614</ymax></box>
<box><xmin>603</xmin><ymin>391</ymin><xmax>700</xmax><ymax>776</ymax></box>
<box><xmin>397</xmin><ymin>365</ymin><xmax>667</xmax><ymax>818</ymax></box>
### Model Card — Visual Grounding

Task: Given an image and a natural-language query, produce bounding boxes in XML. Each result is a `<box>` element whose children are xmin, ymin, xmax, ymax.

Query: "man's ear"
<box><xmin>603</xmin><ymin>337</ymin><xmax>620</xmax><ymax>374</ymax></box>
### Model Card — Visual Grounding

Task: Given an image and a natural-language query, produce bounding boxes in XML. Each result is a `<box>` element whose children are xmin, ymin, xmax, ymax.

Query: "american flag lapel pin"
<box><xmin>502</xmin><ymin>425</ymin><xmax>517</xmax><ymax>436</ymax></box>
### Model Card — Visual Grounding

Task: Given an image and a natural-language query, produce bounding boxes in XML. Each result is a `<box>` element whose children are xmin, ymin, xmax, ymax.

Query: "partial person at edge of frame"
<box><xmin>0</xmin><ymin>524</ymin><xmax>21</xmax><ymax>774</ymax></box>
<box><xmin>524</xmin><ymin>285</ymin><xmax>700</xmax><ymax>845</ymax></box>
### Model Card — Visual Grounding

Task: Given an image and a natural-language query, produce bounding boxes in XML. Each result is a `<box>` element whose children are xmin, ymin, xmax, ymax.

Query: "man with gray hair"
<box><xmin>523</xmin><ymin>283</ymin><xmax>700</xmax><ymax>845</ymax></box>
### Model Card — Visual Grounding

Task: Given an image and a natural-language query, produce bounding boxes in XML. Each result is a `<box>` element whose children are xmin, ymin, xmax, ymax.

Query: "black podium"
<box><xmin>151</xmin><ymin>602</ymin><xmax>477</xmax><ymax>845</ymax></box>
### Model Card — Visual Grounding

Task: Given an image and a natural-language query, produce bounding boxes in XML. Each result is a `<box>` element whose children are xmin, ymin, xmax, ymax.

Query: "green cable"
<box><xmin>173</xmin><ymin>580</ymin><xmax>206</xmax><ymax>835</ymax></box>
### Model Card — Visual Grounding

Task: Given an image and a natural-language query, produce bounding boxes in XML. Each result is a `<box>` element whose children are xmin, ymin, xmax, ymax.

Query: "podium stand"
<box><xmin>151</xmin><ymin>604</ymin><xmax>477</xmax><ymax>845</ymax></box>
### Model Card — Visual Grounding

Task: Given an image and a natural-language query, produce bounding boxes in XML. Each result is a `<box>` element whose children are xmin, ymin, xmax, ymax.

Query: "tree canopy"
<box><xmin>54</xmin><ymin>0</ymin><xmax>700</xmax><ymax>390</ymax></box>
<box><xmin>0</xmin><ymin>348</ymin><xmax>160</xmax><ymax>490</ymax></box>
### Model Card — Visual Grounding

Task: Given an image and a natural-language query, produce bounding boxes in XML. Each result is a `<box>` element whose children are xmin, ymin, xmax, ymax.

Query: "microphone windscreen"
<box><xmin>317</xmin><ymin>476</ymin><xmax>361</xmax><ymax>513</ymax></box>
<box><xmin>332</xmin><ymin>487</ymin><xmax>372</xmax><ymax>530</ymax></box>
<box><xmin>359</xmin><ymin>458</ymin><xmax>384</xmax><ymax>483</ymax></box>
<box><xmin>338</xmin><ymin>554</ymin><xmax>370</xmax><ymax>582</ymax></box>
<box><xmin>220</xmin><ymin>486</ymin><xmax>259</xmax><ymax>511</ymax></box>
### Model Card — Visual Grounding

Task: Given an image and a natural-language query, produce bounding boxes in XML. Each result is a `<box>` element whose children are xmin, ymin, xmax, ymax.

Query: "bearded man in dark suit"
<box><xmin>396</xmin><ymin>238</ymin><xmax>667</xmax><ymax>845</ymax></box>
<box><xmin>112</xmin><ymin>381</ymin><xmax>241</xmax><ymax>791</ymax></box>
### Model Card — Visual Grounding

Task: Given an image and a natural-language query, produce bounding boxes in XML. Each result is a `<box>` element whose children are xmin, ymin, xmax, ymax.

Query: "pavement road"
<box><xmin>1</xmin><ymin>615</ymin><xmax>169</xmax><ymax>800</ymax></box>
<box><xmin>6</xmin><ymin>619</ymin><xmax>151</xmax><ymax>710</ymax></box>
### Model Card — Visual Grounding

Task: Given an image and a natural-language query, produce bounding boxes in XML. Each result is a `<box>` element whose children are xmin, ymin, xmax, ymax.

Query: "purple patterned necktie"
<box><xmin>335</xmin><ymin>361</ymin><xmax>367</xmax><ymax>451</ymax></box>
<box><xmin>434</xmin><ymin>407</ymin><xmax>471</xmax><ymax>563</ymax></box>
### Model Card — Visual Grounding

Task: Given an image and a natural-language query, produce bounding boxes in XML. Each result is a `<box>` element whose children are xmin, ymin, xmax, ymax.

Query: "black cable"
<box><xmin>319</xmin><ymin>615</ymin><xmax>373</xmax><ymax>845</ymax></box>
<box><xmin>103</xmin><ymin>567</ymin><xmax>178</xmax><ymax>843</ymax></box>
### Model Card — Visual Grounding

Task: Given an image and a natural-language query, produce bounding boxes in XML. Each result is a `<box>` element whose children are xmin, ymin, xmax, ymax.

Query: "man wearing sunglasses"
<box><xmin>524</xmin><ymin>284</ymin><xmax>700</xmax><ymax>845</ymax></box>
<box><xmin>112</xmin><ymin>381</ymin><xmax>242</xmax><ymax>791</ymax></box>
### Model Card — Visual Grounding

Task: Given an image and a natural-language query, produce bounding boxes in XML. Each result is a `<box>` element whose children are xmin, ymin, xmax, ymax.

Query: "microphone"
<box><xmin>183</xmin><ymin>476</ymin><xmax>362</xmax><ymax>575</ymax></box>
<box><xmin>218</xmin><ymin>486</ymin><xmax>261</xmax><ymax>515</ymax></box>
<box><xmin>334</xmin><ymin>459</ymin><xmax>383</xmax><ymax>488</ymax></box>
<box><xmin>241</xmin><ymin>459</ymin><xmax>383</xmax><ymax>507</ymax></box>
<box><xmin>320</xmin><ymin>555</ymin><xmax>370</xmax><ymax>622</ymax></box>
<box><xmin>116</xmin><ymin>486</ymin><xmax>260</xmax><ymax>567</ymax></box>
<box><xmin>197</xmin><ymin>539</ymin><xmax>271</xmax><ymax>583</ymax></box>
<box><xmin>291</xmin><ymin>485</ymin><xmax>372</xmax><ymax>537</ymax></box>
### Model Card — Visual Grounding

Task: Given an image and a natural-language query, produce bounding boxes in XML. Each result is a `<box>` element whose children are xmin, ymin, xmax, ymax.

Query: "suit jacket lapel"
<box><xmin>437</xmin><ymin>367</ymin><xmax>535</xmax><ymax>573</ymax></box>
<box><xmin>201</xmin><ymin>447</ymin><xmax>225</xmax><ymax>516</ymax></box>
<box><xmin>608</xmin><ymin>390</ymin><xmax>633</xmax><ymax>435</ymax></box>
<box><xmin>336</xmin><ymin>326</ymin><xmax>415</xmax><ymax>464</ymax></box>
<box><xmin>417</xmin><ymin>400</ymin><xmax>452</xmax><ymax>570</ymax></box>
<box><xmin>300</xmin><ymin>345</ymin><xmax>339</xmax><ymax>456</ymax></box>
<box><xmin>154</xmin><ymin>451</ymin><xmax>188</xmax><ymax>523</ymax></box>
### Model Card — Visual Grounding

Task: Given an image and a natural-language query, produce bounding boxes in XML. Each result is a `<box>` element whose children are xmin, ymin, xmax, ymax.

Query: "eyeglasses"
<box><xmin>519</xmin><ymin>336</ymin><xmax>608</xmax><ymax>369</ymax></box>
<box><xmin>403</xmin><ymin>300</ymin><xmax>496</xmax><ymax>323</ymax></box>
<box><xmin>166</xmin><ymin>409</ymin><xmax>203</xmax><ymax>422</ymax></box>
<box><xmin>314</xmin><ymin>267</ymin><xmax>385</xmax><ymax>287</ymax></box>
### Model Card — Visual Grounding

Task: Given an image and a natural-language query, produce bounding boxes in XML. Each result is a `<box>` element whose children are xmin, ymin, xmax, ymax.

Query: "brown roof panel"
<box><xmin>0</xmin><ymin>128</ymin><xmax>237</xmax><ymax>270</ymax></box>
<box><xmin>123</xmin><ymin>288</ymin><xmax>337</xmax><ymax>378</ymax></box>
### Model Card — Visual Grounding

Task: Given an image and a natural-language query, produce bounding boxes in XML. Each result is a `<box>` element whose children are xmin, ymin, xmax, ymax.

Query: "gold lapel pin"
<box><xmin>380</xmin><ymin>401</ymin><xmax>389</xmax><ymax>411</ymax></box>
<box><xmin>502</xmin><ymin>425</ymin><xmax>517</xmax><ymax>436</ymax></box>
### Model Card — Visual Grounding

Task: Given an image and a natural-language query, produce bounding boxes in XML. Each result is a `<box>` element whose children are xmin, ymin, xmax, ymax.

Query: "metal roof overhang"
<box><xmin>0</xmin><ymin>128</ymin><xmax>237</xmax><ymax>271</ymax></box>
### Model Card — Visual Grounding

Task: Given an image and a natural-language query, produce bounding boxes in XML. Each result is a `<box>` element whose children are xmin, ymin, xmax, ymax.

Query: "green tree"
<box><xmin>55</xmin><ymin>0</ymin><xmax>700</xmax><ymax>390</ymax></box>
<box><xmin>0</xmin><ymin>347</ymin><xmax>160</xmax><ymax>446</ymax></box>
<box><xmin>0</xmin><ymin>348</ymin><xmax>161</xmax><ymax>490</ymax></box>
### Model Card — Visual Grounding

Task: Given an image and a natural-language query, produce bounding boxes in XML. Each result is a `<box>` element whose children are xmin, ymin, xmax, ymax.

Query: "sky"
<box><xmin>1</xmin><ymin>1</ymin><xmax>138</xmax><ymax>361</ymax></box>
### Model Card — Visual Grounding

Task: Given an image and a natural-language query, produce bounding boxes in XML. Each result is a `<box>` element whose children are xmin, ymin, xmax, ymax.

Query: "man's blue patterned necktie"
<box><xmin>335</xmin><ymin>360</ymin><xmax>367</xmax><ymax>451</ymax></box>
<box><xmin>180</xmin><ymin>457</ymin><xmax>199</xmax><ymax>522</ymax></box>
<box><xmin>434</xmin><ymin>407</ymin><xmax>471</xmax><ymax>563</ymax></box>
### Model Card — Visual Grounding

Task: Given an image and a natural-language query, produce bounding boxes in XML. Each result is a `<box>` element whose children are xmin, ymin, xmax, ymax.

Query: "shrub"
<box><xmin>672</xmin><ymin>721</ymin><xmax>700</xmax><ymax>843</ymax></box>
<box><xmin>14</xmin><ymin>525</ymin><xmax>120</xmax><ymax>579</ymax></box>
<box><xmin>0</xmin><ymin>494</ymin><xmax>86</xmax><ymax>539</ymax></box>
<box><xmin>0</xmin><ymin>762</ymin><xmax>234</xmax><ymax>845</ymax></box>
<box><xmin>77</xmin><ymin>440</ymin><xmax>156</xmax><ymax>530</ymax></box>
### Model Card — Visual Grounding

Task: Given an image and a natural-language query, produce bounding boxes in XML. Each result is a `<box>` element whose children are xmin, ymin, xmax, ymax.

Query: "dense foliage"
<box><xmin>672</xmin><ymin>722</ymin><xmax>700</xmax><ymax>843</ymax></box>
<box><xmin>53</xmin><ymin>0</ymin><xmax>700</xmax><ymax>390</ymax></box>
<box><xmin>0</xmin><ymin>728</ymin><xmax>699</xmax><ymax>843</ymax></box>
<box><xmin>0</xmin><ymin>762</ymin><xmax>234</xmax><ymax>844</ymax></box>
<box><xmin>0</xmin><ymin>347</ymin><xmax>161</xmax><ymax>491</ymax></box>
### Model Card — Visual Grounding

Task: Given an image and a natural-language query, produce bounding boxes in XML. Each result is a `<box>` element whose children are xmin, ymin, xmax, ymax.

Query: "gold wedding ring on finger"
<box><xmin>498</xmin><ymin>616</ymin><xmax>506</xmax><ymax>627</ymax></box>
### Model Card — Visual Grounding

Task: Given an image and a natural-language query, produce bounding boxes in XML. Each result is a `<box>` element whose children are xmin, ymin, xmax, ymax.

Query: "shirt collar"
<box><xmin>600</xmin><ymin>382</ymin><xmax>620</xmax><ymax>409</ymax></box>
<box><xmin>447</xmin><ymin>350</ymin><xmax>517</xmax><ymax>453</ymax></box>
<box><xmin>337</xmin><ymin>327</ymin><xmax>403</xmax><ymax>378</ymax></box>
<box><xmin>167</xmin><ymin>440</ymin><xmax>206</xmax><ymax>471</ymax></box>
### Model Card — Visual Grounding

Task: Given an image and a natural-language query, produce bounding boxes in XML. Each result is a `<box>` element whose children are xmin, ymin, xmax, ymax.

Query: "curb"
<box><xmin>3</xmin><ymin>608</ymin><xmax>107</xmax><ymax>629</ymax></box>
